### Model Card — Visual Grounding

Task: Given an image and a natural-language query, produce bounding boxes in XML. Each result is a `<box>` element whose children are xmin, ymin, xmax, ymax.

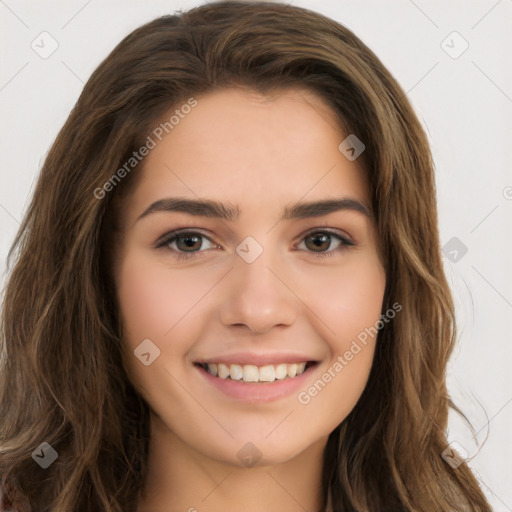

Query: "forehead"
<box><xmin>123</xmin><ymin>87</ymin><xmax>369</xmax><ymax>222</ymax></box>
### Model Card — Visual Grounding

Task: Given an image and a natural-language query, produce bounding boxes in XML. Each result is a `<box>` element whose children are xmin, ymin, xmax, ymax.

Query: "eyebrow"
<box><xmin>136</xmin><ymin>197</ymin><xmax>372</xmax><ymax>223</ymax></box>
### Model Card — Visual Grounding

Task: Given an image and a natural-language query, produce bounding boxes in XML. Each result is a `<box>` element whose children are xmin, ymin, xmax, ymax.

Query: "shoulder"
<box><xmin>0</xmin><ymin>478</ymin><xmax>31</xmax><ymax>512</ymax></box>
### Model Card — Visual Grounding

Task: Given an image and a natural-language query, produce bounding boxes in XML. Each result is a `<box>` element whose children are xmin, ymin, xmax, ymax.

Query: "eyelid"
<box><xmin>154</xmin><ymin>227</ymin><xmax>214</xmax><ymax>246</ymax></box>
<box><xmin>297</xmin><ymin>227</ymin><xmax>355</xmax><ymax>246</ymax></box>
<box><xmin>155</xmin><ymin>227</ymin><xmax>356</xmax><ymax>260</ymax></box>
<box><xmin>155</xmin><ymin>228</ymin><xmax>353</xmax><ymax>247</ymax></box>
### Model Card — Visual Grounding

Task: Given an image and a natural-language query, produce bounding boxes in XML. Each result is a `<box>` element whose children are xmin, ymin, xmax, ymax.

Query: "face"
<box><xmin>114</xmin><ymin>87</ymin><xmax>386</xmax><ymax>467</ymax></box>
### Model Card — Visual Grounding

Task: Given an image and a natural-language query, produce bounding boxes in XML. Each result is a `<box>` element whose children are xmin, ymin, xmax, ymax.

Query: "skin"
<box><xmin>114</xmin><ymin>87</ymin><xmax>386</xmax><ymax>512</ymax></box>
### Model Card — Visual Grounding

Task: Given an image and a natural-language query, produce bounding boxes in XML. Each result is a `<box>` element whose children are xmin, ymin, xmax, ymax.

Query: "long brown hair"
<box><xmin>0</xmin><ymin>2</ymin><xmax>491</xmax><ymax>510</ymax></box>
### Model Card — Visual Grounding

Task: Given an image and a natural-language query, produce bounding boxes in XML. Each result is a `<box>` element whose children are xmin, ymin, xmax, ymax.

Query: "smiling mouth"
<box><xmin>195</xmin><ymin>361</ymin><xmax>317</xmax><ymax>383</ymax></box>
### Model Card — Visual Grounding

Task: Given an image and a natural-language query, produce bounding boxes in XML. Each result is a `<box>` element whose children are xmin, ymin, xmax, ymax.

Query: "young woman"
<box><xmin>0</xmin><ymin>1</ymin><xmax>492</xmax><ymax>511</ymax></box>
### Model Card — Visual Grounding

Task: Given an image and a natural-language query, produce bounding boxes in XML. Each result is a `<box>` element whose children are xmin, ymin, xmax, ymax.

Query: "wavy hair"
<box><xmin>0</xmin><ymin>1</ymin><xmax>491</xmax><ymax>510</ymax></box>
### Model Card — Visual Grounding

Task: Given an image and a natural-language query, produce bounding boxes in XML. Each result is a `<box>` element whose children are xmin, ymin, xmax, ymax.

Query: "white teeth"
<box><xmin>230</xmin><ymin>364</ymin><xmax>243</xmax><ymax>381</ymax></box>
<box><xmin>259</xmin><ymin>365</ymin><xmax>275</xmax><ymax>382</ymax></box>
<box><xmin>242</xmin><ymin>365</ymin><xmax>259</xmax><ymax>382</ymax></box>
<box><xmin>218</xmin><ymin>363</ymin><xmax>230</xmax><ymax>379</ymax></box>
<box><xmin>204</xmin><ymin>361</ymin><xmax>311</xmax><ymax>382</ymax></box>
<box><xmin>209</xmin><ymin>363</ymin><xmax>218</xmax><ymax>377</ymax></box>
<box><xmin>275</xmin><ymin>363</ymin><xmax>287</xmax><ymax>380</ymax></box>
<box><xmin>287</xmin><ymin>363</ymin><xmax>297</xmax><ymax>378</ymax></box>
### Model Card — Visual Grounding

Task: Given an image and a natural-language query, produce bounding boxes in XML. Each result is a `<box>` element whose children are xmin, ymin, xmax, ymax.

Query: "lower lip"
<box><xmin>195</xmin><ymin>364</ymin><xmax>317</xmax><ymax>403</ymax></box>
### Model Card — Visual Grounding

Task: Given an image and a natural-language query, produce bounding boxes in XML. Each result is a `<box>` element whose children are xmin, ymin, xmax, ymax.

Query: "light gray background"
<box><xmin>1</xmin><ymin>0</ymin><xmax>511</xmax><ymax>509</ymax></box>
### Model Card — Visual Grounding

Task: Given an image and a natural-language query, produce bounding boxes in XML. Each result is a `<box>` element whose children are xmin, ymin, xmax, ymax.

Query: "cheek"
<box><xmin>116</xmin><ymin>250</ymin><xmax>210</xmax><ymax>343</ymax></box>
<box><xmin>291</xmin><ymin>254</ymin><xmax>385</xmax><ymax>425</ymax></box>
<box><xmin>298</xmin><ymin>251</ymin><xmax>386</xmax><ymax>348</ymax></box>
<box><xmin>115</xmin><ymin>250</ymin><xmax>193</xmax><ymax>402</ymax></box>
<box><xmin>115</xmin><ymin>249</ymin><xmax>226</xmax><ymax>392</ymax></box>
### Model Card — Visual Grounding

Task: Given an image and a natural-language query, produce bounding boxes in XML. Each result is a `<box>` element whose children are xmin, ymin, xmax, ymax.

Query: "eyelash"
<box><xmin>155</xmin><ymin>228</ymin><xmax>355</xmax><ymax>261</ymax></box>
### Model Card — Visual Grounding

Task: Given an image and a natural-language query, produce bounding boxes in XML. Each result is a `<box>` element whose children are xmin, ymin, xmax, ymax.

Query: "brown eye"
<box><xmin>175</xmin><ymin>234</ymin><xmax>203</xmax><ymax>252</ymax></box>
<box><xmin>156</xmin><ymin>231</ymin><xmax>217</xmax><ymax>258</ymax></box>
<box><xmin>297</xmin><ymin>230</ymin><xmax>354</xmax><ymax>256</ymax></box>
<box><xmin>304</xmin><ymin>233</ymin><xmax>332</xmax><ymax>252</ymax></box>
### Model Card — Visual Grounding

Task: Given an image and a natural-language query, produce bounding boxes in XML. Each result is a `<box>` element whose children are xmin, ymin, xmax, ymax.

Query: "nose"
<box><xmin>218</xmin><ymin>247</ymin><xmax>298</xmax><ymax>335</ymax></box>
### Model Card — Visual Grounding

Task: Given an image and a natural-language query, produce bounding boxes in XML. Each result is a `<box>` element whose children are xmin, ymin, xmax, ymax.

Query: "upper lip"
<box><xmin>195</xmin><ymin>352</ymin><xmax>319</xmax><ymax>366</ymax></box>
